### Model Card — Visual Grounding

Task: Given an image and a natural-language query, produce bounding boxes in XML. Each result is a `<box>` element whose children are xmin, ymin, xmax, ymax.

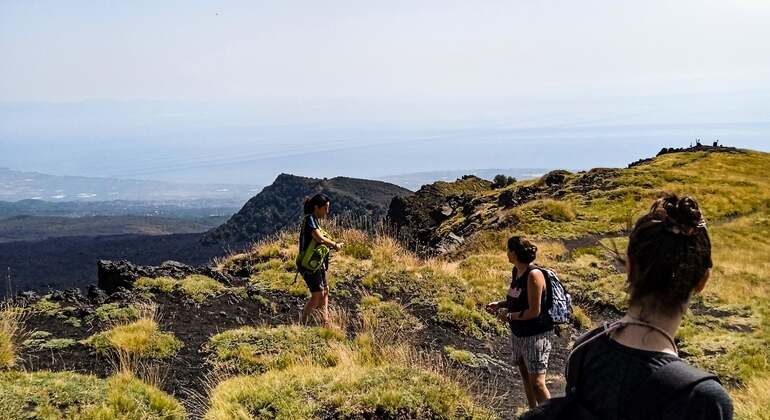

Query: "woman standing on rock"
<box><xmin>487</xmin><ymin>236</ymin><xmax>554</xmax><ymax>409</ymax></box>
<box><xmin>523</xmin><ymin>194</ymin><xmax>732</xmax><ymax>420</ymax></box>
<box><xmin>297</xmin><ymin>193</ymin><xmax>343</xmax><ymax>324</ymax></box>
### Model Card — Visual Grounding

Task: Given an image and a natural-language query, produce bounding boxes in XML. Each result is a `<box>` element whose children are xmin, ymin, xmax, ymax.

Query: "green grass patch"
<box><xmin>31</xmin><ymin>296</ymin><xmax>61</xmax><ymax>317</ymax></box>
<box><xmin>87</xmin><ymin>302</ymin><xmax>142</xmax><ymax>324</ymax></box>
<box><xmin>342</xmin><ymin>242</ymin><xmax>373</xmax><ymax>260</ymax></box>
<box><xmin>83</xmin><ymin>318</ymin><xmax>183</xmax><ymax>359</ymax></box>
<box><xmin>135</xmin><ymin>275</ymin><xmax>227</xmax><ymax>302</ymax></box>
<box><xmin>444</xmin><ymin>346</ymin><xmax>485</xmax><ymax>368</ymax></box>
<box><xmin>435</xmin><ymin>298</ymin><xmax>507</xmax><ymax>339</ymax></box>
<box><xmin>250</xmin><ymin>269</ymin><xmax>309</xmax><ymax>298</ymax></box>
<box><xmin>205</xmin><ymin>363</ymin><xmax>493</xmax><ymax>420</ymax></box>
<box><xmin>204</xmin><ymin>325</ymin><xmax>345</xmax><ymax>375</ymax></box>
<box><xmin>359</xmin><ymin>296</ymin><xmax>424</xmax><ymax>339</ymax></box>
<box><xmin>0</xmin><ymin>371</ymin><xmax>185</xmax><ymax>419</ymax></box>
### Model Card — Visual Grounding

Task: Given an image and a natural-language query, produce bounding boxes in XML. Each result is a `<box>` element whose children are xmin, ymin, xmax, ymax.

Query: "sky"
<box><xmin>1</xmin><ymin>0</ymin><xmax>769</xmax><ymax>185</ymax></box>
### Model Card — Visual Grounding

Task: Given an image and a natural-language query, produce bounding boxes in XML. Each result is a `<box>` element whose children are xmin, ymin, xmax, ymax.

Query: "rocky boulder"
<box><xmin>97</xmin><ymin>259</ymin><xmax>235</xmax><ymax>294</ymax></box>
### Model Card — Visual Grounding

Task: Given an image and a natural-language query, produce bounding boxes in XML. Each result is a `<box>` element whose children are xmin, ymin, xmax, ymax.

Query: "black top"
<box><xmin>506</xmin><ymin>266</ymin><xmax>553</xmax><ymax>337</ymax></box>
<box><xmin>567</xmin><ymin>334</ymin><xmax>733</xmax><ymax>420</ymax></box>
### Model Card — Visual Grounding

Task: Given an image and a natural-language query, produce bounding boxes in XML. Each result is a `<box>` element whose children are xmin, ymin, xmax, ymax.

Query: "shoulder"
<box><xmin>684</xmin><ymin>379</ymin><xmax>733</xmax><ymax>417</ymax></box>
<box><xmin>527</xmin><ymin>268</ymin><xmax>546</xmax><ymax>284</ymax></box>
<box><xmin>661</xmin><ymin>372</ymin><xmax>733</xmax><ymax>420</ymax></box>
<box><xmin>306</xmin><ymin>215</ymin><xmax>320</xmax><ymax>229</ymax></box>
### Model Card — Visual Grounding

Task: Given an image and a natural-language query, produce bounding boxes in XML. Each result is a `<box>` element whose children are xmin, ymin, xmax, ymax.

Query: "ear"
<box><xmin>693</xmin><ymin>268</ymin><xmax>711</xmax><ymax>294</ymax></box>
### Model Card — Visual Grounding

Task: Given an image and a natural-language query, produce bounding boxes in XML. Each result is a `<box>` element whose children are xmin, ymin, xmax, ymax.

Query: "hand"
<box><xmin>333</xmin><ymin>242</ymin><xmax>344</xmax><ymax>251</ymax></box>
<box><xmin>496</xmin><ymin>308</ymin><xmax>510</xmax><ymax>323</ymax></box>
<box><xmin>485</xmin><ymin>301</ymin><xmax>499</xmax><ymax>314</ymax></box>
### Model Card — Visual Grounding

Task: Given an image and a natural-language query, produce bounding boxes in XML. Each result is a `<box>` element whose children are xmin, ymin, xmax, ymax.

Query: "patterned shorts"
<box><xmin>510</xmin><ymin>330</ymin><xmax>553</xmax><ymax>374</ymax></box>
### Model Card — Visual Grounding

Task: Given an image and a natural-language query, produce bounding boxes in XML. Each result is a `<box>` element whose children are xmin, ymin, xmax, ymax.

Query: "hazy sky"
<box><xmin>1</xmin><ymin>1</ymin><xmax>769</xmax><ymax>184</ymax></box>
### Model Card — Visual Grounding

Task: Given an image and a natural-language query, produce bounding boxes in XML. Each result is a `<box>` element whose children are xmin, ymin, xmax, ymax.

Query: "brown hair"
<box><xmin>507</xmin><ymin>236</ymin><xmax>538</xmax><ymax>264</ymax></box>
<box><xmin>303</xmin><ymin>193</ymin><xmax>330</xmax><ymax>215</ymax></box>
<box><xmin>627</xmin><ymin>193</ymin><xmax>712</xmax><ymax>315</ymax></box>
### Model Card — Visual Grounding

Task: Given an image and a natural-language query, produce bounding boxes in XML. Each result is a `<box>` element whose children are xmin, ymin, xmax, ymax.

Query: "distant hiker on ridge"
<box><xmin>296</xmin><ymin>193</ymin><xmax>343</xmax><ymax>324</ymax></box>
<box><xmin>522</xmin><ymin>194</ymin><xmax>732</xmax><ymax>420</ymax></box>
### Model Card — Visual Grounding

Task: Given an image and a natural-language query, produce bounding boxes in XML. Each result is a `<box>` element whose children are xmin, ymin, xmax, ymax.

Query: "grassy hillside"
<box><xmin>1</xmin><ymin>149</ymin><xmax>768</xmax><ymax>419</ymax></box>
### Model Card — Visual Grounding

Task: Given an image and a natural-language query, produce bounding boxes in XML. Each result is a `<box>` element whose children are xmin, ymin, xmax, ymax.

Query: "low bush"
<box><xmin>205</xmin><ymin>364</ymin><xmax>492</xmax><ymax>420</ymax></box>
<box><xmin>84</xmin><ymin>318</ymin><xmax>182</xmax><ymax>360</ymax></box>
<box><xmin>0</xmin><ymin>370</ymin><xmax>185</xmax><ymax>419</ymax></box>
<box><xmin>435</xmin><ymin>298</ymin><xmax>507</xmax><ymax>339</ymax></box>
<box><xmin>359</xmin><ymin>296</ymin><xmax>424</xmax><ymax>340</ymax></box>
<box><xmin>204</xmin><ymin>325</ymin><xmax>345</xmax><ymax>375</ymax></box>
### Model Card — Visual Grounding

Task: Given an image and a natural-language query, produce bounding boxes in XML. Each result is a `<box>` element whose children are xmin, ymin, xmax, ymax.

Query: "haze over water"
<box><xmin>2</xmin><ymin>1</ymin><xmax>769</xmax><ymax>185</ymax></box>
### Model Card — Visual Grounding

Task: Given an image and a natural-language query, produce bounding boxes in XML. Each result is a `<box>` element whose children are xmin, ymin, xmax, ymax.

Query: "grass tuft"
<box><xmin>204</xmin><ymin>363</ymin><xmax>493</xmax><ymax>420</ymax></box>
<box><xmin>204</xmin><ymin>325</ymin><xmax>345</xmax><ymax>375</ymax></box>
<box><xmin>0</xmin><ymin>370</ymin><xmax>185</xmax><ymax>419</ymax></box>
<box><xmin>0</xmin><ymin>305</ymin><xmax>23</xmax><ymax>368</ymax></box>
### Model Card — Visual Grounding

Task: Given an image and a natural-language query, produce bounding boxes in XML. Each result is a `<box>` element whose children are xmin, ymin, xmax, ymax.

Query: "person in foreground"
<box><xmin>487</xmin><ymin>236</ymin><xmax>554</xmax><ymax>409</ymax></box>
<box><xmin>522</xmin><ymin>194</ymin><xmax>733</xmax><ymax>420</ymax></box>
<box><xmin>297</xmin><ymin>194</ymin><xmax>343</xmax><ymax>325</ymax></box>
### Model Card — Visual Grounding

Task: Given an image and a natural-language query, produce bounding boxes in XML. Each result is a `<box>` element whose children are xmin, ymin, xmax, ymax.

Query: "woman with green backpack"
<box><xmin>297</xmin><ymin>193</ymin><xmax>343</xmax><ymax>324</ymax></box>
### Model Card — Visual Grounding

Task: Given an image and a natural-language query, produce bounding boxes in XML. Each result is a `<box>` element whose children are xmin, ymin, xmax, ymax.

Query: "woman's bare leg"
<box><xmin>518</xmin><ymin>360</ymin><xmax>537</xmax><ymax>408</ymax></box>
<box><xmin>528</xmin><ymin>372</ymin><xmax>550</xmax><ymax>407</ymax></box>
<box><xmin>301</xmin><ymin>291</ymin><xmax>325</xmax><ymax>324</ymax></box>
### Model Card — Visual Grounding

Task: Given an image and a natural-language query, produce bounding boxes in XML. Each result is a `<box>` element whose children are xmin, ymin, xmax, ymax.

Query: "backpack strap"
<box><xmin>625</xmin><ymin>360</ymin><xmax>719</xmax><ymax>420</ymax></box>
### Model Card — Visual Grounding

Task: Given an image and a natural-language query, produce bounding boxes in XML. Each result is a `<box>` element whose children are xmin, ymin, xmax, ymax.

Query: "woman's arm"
<box><xmin>508</xmin><ymin>269</ymin><xmax>546</xmax><ymax>321</ymax></box>
<box><xmin>311</xmin><ymin>228</ymin><xmax>342</xmax><ymax>250</ymax></box>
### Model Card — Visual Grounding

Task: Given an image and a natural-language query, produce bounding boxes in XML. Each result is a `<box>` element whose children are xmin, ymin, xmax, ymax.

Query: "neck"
<box><xmin>514</xmin><ymin>261</ymin><xmax>531</xmax><ymax>276</ymax></box>
<box><xmin>614</xmin><ymin>304</ymin><xmax>684</xmax><ymax>354</ymax></box>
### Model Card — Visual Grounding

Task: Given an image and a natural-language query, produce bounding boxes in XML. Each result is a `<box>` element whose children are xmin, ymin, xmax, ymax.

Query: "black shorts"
<box><xmin>301</xmin><ymin>269</ymin><xmax>327</xmax><ymax>293</ymax></box>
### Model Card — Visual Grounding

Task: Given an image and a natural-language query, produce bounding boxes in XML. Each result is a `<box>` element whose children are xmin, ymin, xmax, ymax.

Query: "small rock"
<box><xmin>87</xmin><ymin>285</ymin><xmax>108</xmax><ymax>305</ymax></box>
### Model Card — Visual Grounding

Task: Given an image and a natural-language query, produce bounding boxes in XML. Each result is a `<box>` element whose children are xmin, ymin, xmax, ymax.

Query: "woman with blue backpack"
<box><xmin>522</xmin><ymin>194</ymin><xmax>732</xmax><ymax>420</ymax></box>
<box><xmin>486</xmin><ymin>236</ymin><xmax>555</xmax><ymax>409</ymax></box>
<box><xmin>297</xmin><ymin>194</ymin><xmax>343</xmax><ymax>325</ymax></box>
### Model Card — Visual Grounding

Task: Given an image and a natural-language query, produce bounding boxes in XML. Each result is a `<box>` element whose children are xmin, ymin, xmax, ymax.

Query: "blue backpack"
<box><xmin>542</xmin><ymin>268</ymin><xmax>572</xmax><ymax>325</ymax></box>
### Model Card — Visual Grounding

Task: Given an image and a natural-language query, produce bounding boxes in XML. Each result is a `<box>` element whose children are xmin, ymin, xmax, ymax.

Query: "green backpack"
<box><xmin>296</xmin><ymin>216</ymin><xmax>332</xmax><ymax>272</ymax></box>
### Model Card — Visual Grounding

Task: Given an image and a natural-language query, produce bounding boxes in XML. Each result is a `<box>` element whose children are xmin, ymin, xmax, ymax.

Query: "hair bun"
<box><xmin>652</xmin><ymin>194</ymin><xmax>706</xmax><ymax>236</ymax></box>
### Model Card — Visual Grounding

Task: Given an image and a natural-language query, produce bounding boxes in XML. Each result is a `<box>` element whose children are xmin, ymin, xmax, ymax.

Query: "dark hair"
<box><xmin>507</xmin><ymin>236</ymin><xmax>538</xmax><ymax>263</ymax></box>
<box><xmin>303</xmin><ymin>193</ymin><xmax>331</xmax><ymax>215</ymax></box>
<box><xmin>627</xmin><ymin>193</ymin><xmax>712</xmax><ymax>315</ymax></box>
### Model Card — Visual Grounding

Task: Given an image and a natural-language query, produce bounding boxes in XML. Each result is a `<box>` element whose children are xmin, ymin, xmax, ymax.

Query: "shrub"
<box><xmin>359</xmin><ymin>297</ymin><xmax>424</xmax><ymax>340</ymax></box>
<box><xmin>179</xmin><ymin>275</ymin><xmax>227</xmax><ymax>302</ymax></box>
<box><xmin>31</xmin><ymin>297</ymin><xmax>61</xmax><ymax>317</ymax></box>
<box><xmin>0</xmin><ymin>371</ymin><xmax>185</xmax><ymax>419</ymax></box>
<box><xmin>204</xmin><ymin>325</ymin><xmax>345</xmax><ymax>375</ymax></box>
<box><xmin>135</xmin><ymin>276</ymin><xmax>177</xmax><ymax>293</ymax></box>
<box><xmin>135</xmin><ymin>275</ymin><xmax>227</xmax><ymax>302</ymax></box>
<box><xmin>435</xmin><ymin>298</ymin><xmax>507</xmax><ymax>339</ymax></box>
<box><xmin>527</xmin><ymin>199</ymin><xmax>576</xmax><ymax>222</ymax></box>
<box><xmin>444</xmin><ymin>346</ymin><xmax>484</xmax><ymax>368</ymax></box>
<box><xmin>205</xmin><ymin>364</ymin><xmax>492</xmax><ymax>420</ymax></box>
<box><xmin>84</xmin><ymin>318</ymin><xmax>183</xmax><ymax>360</ymax></box>
<box><xmin>88</xmin><ymin>303</ymin><xmax>141</xmax><ymax>324</ymax></box>
<box><xmin>571</xmin><ymin>306</ymin><xmax>594</xmax><ymax>330</ymax></box>
<box><xmin>251</xmin><ymin>269</ymin><xmax>308</xmax><ymax>297</ymax></box>
<box><xmin>342</xmin><ymin>242</ymin><xmax>373</xmax><ymax>260</ymax></box>
<box><xmin>491</xmin><ymin>174</ymin><xmax>516</xmax><ymax>189</ymax></box>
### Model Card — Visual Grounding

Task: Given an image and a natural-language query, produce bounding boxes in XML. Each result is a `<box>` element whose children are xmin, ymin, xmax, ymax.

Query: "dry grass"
<box><xmin>0</xmin><ymin>304</ymin><xmax>23</xmax><ymax>369</ymax></box>
<box><xmin>733</xmin><ymin>375</ymin><xmax>770</xmax><ymax>420</ymax></box>
<box><xmin>83</xmin><ymin>303</ymin><xmax>183</xmax><ymax>360</ymax></box>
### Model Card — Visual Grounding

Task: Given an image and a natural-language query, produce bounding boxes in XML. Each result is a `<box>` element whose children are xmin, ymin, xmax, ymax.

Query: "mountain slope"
<box><xmin>4</xmin><ymin>147</ymin><xmax>769</xmax><ymax>419</ymax></box>
<box><xmin>203</xmin><ymin>173</ymin><xmax>412</xmax><ymax>246</ymax></box>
